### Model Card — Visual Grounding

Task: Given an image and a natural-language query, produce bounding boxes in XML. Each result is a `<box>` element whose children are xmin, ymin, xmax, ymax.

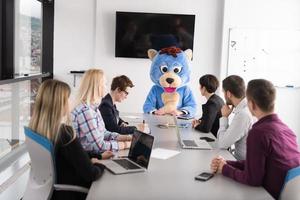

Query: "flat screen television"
<box><xmin>115</xmin><ymin>11</ymin><xmax>195</xmax><ymax>58</ymax></box>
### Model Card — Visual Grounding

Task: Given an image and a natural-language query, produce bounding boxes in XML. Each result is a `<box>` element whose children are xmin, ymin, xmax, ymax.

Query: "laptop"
<box><xmin>174</xmin><ymin>117</ymin><xmax>212</xmax><ymax>150</ymax></box>
<box><xmin>100</xmin><ymin>130</ymin><xmax>154</xmax><ymax>175</ymax></box>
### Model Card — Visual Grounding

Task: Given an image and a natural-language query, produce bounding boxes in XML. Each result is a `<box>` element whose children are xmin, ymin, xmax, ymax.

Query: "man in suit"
<box><xmin>99</xmin><ymin>75</ymin><xmax>138</xmax><ymax>135</ymax></box>
<box><xmin>192</xmin><ymin>74</ymin><xmax>224</xmax><ymax>137</ymax></box>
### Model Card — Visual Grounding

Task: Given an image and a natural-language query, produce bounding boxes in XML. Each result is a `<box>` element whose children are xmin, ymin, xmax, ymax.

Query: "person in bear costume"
<box><xmin>143</xmin><ymin>46</ymin><xmax>197</xmax><ymax>117</ymax></box>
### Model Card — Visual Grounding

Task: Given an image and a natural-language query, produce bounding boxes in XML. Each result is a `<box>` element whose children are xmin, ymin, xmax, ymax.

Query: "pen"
<box><xmin>285</xmin><ymin>85</ymin><xmax>294</xmax><ymax>88</ymax></box>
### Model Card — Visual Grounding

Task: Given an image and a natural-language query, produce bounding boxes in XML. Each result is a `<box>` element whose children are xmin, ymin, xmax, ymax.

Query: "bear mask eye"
<box><xmin>173</xmin><ymin>66</ymin><xmax>182</xmax><ymax>74</ymax></box>
<box><xmin>160</xmin><ymin>65</ymin><xmax>168</xmax><ymax>73</ymax></box>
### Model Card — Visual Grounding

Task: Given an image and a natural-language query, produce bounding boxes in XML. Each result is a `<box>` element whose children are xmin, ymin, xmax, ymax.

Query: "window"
<box><xmin>14</xmin><ymin>0</ymin><xmax>43</xmax><ymax>75</ymax></box>
<box><xmin>0</xmin><ymin>79</ymin><xmax>40</xmax><ymax>140</ymax></box>
<box><xmin>0</xmin><ymin>0</ymin><xmax>54</xmax><ymax>159</ymax></box>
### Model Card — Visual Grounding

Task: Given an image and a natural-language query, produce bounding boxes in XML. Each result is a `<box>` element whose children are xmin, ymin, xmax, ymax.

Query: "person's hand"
<box><xmin>137</xmin><ymin>123</ymin><xmax>146</xmax><ymax>132</ymax></box>
<box><xmin>101</xmin><ymin>151</ymin><xmax>114</xmax><ymax>160</ymax></box>
<box><xmin>210</xmin><ymin>156</ymin><xmax>227</xmax><ymax>174</ymax></box>
<box><xmin>91</xmin><ymin>158</ymin><xmax>99</xmax><ymax>164</ymax></box>
<box><xmin>118</xmin><ymin>142</ymin><xmax>125</xmax><ymax>150</ymax></box>
<box><xmin>120</xmin><ymin>122</ymin><xmax>128</xmax><ymax>127</ymax></box>
<box><xmin>154</xmin><ymin>108</ymin><xmax>165</xmax><ymax>115</ymax></box>
<box><xmin>210</xmin><ymin>157</ymin><xmax>220</xmax><ymax>173</ymax></box>
<box><xmin>170</xmin><ymin>110</ymin><xmax>184</xmax><ymax>116</ymax></box>
<box><xmin>192</xmin><ymin>119</ymin><xmax>201</xmax><ymax>128</ymax></box>
<box><xmin>221</xmin><ymin>105</ymin><xmax>233</xmax><ymax>117</ymax></box>
<box><xmin>117</xmin><ymin>135</ymin><xmax>132</xmax><ymax>141</ymax></box>
<box><xmin>217</xmin><ymin>159</ymin><xmax>227</xmax><ymax>174</ymax></box>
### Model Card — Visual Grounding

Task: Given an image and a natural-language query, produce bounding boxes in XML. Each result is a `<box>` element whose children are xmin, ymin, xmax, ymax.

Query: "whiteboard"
<box><xmin>227</xmin><ymin>28</ymin><xmax>300</xmax><ymax>87</ymax></box>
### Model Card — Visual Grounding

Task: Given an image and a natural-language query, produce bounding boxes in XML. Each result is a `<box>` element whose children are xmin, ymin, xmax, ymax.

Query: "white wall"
<box><xmin>220</xmin><ymin>0</ymin><xmax>300</xmax><ymax>138</ymax></box>
<box><xmin>54</xmin><ymin>0</ymin><xmax>97</xmax><ymax>97</ymax></box>
<box><xmin>54</xmin><ymin>0</ymin><xmax>225</xmax><ymax>116</ymax></box>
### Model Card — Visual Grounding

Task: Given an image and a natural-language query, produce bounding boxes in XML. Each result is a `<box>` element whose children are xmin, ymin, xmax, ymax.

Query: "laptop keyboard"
<box><xmin>113</xmin><ymin>159</ymin><xmax>141</xmax><ymax>170</ymax></box>
<box><xmin>182</xmin><ymin>140</ymin><xmax>198</xmax><ymax>147</ymax></box>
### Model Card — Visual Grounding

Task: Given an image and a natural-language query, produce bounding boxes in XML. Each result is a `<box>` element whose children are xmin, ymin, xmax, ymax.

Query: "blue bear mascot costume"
<box><xmin>143</xmin><ymin>46</ymin><xmax>197</xmax><ymax>117</ymax></box>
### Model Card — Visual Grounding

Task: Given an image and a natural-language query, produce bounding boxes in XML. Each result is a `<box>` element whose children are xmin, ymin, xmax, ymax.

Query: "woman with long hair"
<box><xmin>29</xmin><ymin>79</ymin><xmax>105</xmax><ymax>200</ymax></box>
<box><xmin>71</xmin><ymin>69</ymin><xmax>131</xmax><ymax>154</ymax></box>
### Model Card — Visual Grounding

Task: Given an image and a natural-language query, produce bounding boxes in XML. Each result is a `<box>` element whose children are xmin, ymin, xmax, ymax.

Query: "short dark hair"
<box><xmin>111</xmin><ymin>75</ymin><xmax>134</xmax><ymax>91</ymax></box>
<box><xmin>222</xmin><ymin>75</ymin><xmax>245</xmax><ymax>98</ymax></box>
<box><xmin>246</xmin><ymin>79</ymin><xmax>276</xmax><ymax>112</ymax></box>
<box><xmin>199</xmin><ymin>74</ymin><xmax>219</xmax><ymax>93</ymax></box>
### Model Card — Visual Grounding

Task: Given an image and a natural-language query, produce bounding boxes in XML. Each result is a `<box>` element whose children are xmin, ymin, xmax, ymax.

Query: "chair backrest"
<box><xmin>23</xmin><ymin>127</ymin><xmax>56</xmax><ymax>200</ymax></box>
<box><xmin>280</xmin><ymin>166</ymin><xmax>300</xmax><ymax>200</ymax></box>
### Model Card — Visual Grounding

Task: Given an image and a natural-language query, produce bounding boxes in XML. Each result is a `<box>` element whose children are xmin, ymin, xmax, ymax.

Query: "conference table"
<box><xmin>86</xmin><ymin>114</ymin><xmax>273</xmax><ymax>200</ymax></box>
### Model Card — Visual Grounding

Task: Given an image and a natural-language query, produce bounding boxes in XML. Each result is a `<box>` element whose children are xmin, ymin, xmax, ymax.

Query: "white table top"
<box><xmin>86</xmin><ymin>114</ymin><xmax>273</xmax><ymax>200</ymax></box>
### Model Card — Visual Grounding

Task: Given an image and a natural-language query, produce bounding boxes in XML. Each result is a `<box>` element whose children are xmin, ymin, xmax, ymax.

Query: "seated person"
<box><xmin>99</xmin><ymin>75</ymin><xmax>145</xmax><ymax>134</ymax></box>
<box><xmin>192</xmin><ymin>74</ymin><xmax>224</xmax><ymax>137</ymax></box>
<box><xmin>217</xmin><ymin>75</ymin><xmax>255</xmax><ymax>160</ymax></box>
<box><xmin>211</xmin><ymin>79</ymin><xmax>300</xmax><ymax>200</ymax></box>
<box><xmin>71</xmin><ymin>69</ymin><xmax>132</xmax><ymax>154</ymax></box>
<box><xmin>28</xmin><ymin>79</ymin><xmax>109</xmax><ymax>200</ymax></box>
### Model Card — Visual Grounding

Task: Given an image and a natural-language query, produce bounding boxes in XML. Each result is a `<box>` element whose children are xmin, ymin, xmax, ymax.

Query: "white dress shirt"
<box><xmin>217</xmin><ymin>98</ymin><xmax>255</xmax><ymax>160</ymax></box>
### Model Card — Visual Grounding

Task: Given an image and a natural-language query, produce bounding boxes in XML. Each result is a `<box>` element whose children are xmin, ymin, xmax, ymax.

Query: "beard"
<box><xmin>225</xmin><ymin>96</ymin><xmax>233</xmax><ymax>106</ymax></box>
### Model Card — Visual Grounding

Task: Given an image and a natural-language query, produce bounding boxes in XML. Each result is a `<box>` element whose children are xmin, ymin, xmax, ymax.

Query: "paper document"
<box><xmin>122</xmin><ymin>115</ymin><xmax>141</xmax><ymax>119</ymax></box>
<box><xmin>151</xmin><ymin>148</ymin><xmax>180</xmax><ymax>160</ymax></box>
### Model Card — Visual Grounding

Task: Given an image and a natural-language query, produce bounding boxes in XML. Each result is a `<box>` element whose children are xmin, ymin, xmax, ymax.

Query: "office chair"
<box><xmin>23</xmin><ymin>127</ymin><xmax>89</xmax><ymax>200</ymax></box>
<box><xmin>280</xmin><ymin>166</ymin><xmax>300</xmax><ymax>200</ymax></box>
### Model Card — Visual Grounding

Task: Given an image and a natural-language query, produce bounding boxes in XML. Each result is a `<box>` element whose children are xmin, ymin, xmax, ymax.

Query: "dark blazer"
<box><xmin>195</xmin><ymin>94</ymin><xmax>224</xmax><ymax>137</ymax></box>
<box><xmin>52</xmin><ymin>125</ymin><xmax>104</xmax><ymax>200</ymax></box>
<box><xmin>99</xmin><ymin>94</ymin><xmax>136</xmax><ymax>134</ymax></box>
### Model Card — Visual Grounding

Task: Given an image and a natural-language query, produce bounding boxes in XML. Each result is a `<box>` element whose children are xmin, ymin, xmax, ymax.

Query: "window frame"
<box><xmin>0</xmin><ymin>0</ymin><xmax>54</xmax><ymax>84</ymax></box>
<box><xmin>0</xmin><ymin>0</ymin><xmax>14</xmax><ymax>80</ymax></box>
<box><xmin>0</xmin><ymin>0</ymin><xmax>55</xmax><ymax>143</ymax></box>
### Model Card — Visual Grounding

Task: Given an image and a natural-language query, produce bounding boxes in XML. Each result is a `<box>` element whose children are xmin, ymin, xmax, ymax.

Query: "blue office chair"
<box><xmin>23</xmin><ymin>127</ymin><xmax>89</xmax><ymax>200</ymax></box>
<box><xmin>280</xmin><ymin>166</ymin><xmax>300</xmax><ymax>200</ymax></box>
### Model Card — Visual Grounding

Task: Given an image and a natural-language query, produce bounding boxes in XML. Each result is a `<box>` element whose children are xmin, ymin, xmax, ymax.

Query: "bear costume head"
<box><xmin>148</xmin><ymin>46</ymin><xmax>193</xmax><ymax>92</ymax></box>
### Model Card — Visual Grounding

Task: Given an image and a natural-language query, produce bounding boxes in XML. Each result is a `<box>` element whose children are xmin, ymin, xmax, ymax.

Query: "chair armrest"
<box><xmin>53</xmin><ymin>184</ymin><xmax>89</xmax><ymax>194</ymax></box>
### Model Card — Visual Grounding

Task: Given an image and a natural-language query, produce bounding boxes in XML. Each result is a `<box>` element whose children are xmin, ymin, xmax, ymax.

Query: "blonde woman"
<box><xmin>29</xmin><ymin>79</ymin><xmax>105</xmax><ymax>200</ymax></box>
<box><xmin>71</xmin><ymin>69</ymin><xmax>131</xmax><ymax>154</ymax></box>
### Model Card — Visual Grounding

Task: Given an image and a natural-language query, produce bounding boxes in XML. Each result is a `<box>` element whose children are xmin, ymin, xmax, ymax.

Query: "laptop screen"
<box><xmin>128</xmin><ymin>130</ymin><xmax>154</xmax><ymax>169</ymax></box>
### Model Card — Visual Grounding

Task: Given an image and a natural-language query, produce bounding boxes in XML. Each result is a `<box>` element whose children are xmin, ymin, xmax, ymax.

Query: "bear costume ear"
<box><xmin>184</xmin><ymin>49</ymin><xmax>193</xmax><ymax>61</ymax></box>
<box><xmin>148</xmin><ymin>49</ymin><xmax>158</xmax><ymax>60</ymax></box>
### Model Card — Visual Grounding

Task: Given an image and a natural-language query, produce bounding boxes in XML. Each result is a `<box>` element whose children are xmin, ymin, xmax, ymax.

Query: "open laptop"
<box><xmin>100</xmin><ymin>130</ymin><xmax>154</xmax><ymax>175</ymax></box>
<box><xmin>174</xmin><ymin>117</ymin><xmax>212</xmax><ymax>150</ymax></box>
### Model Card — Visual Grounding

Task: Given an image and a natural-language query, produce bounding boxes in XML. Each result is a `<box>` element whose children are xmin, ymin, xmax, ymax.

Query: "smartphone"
<box><xmin>177</xmin><ymin>115</ymin><xmax>193</xmax><ymax>120</ymax></box>
<box><xmin>194</xmin><ymin>172</ymin><xmax>214</xmax><ymax>181</ymax></box>
<box><xmin>200</xmin><ymin>137</ymin><xmax>215</xmax><ymax>142</ymax></box>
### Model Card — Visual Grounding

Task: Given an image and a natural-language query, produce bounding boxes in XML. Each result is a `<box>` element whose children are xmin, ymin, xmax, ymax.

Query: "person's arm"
<box><xmin>79</xmin><ymin>108</ymin><xmax>119</xmax><ymax>152</ymax></box>
<box><xmin>59</xmin><ymin>128</ymin><xmax>104</xmax><ymax>183</ymax></box>
<box><xmin>118</xmin><ymin>117</ymin><xmax>127</xmax><ymax>126</ymax></box>
<box><xmin>195</xmin><ymin>102</ymin><xmax>218</xmax><ymax>133</ymax></box>
<box><xmin>87</xmin><ymin>151</ymin><xmax>102</xmax><ymax>160</ymax></box>
<box><xmin>143</xmin><ymin>86</ymin><xmax>159</xmax><ymax>114</ymax></box>
<box><xmin>217</xmin><ymin>112</ymin><xmax>251</xmax><ymax>149</ymax></box>
<box><xmin>226</xmin><ymin>160</ymin><xmax>246</xmax><ymax>170</ymax></box>
<box><xmin>180</xmin><ymin>87</ymin><xmax>197</xmax><ymax>117</ymax></box>
<box><xmin>222</xmin><ymin>130</ymin><xmax>267</xmax><ymax>186</ymax></box>
<box><xmin>99</xmin><ymin>105</ymin><xmax>136</xmax><ymax>134</ymax></box>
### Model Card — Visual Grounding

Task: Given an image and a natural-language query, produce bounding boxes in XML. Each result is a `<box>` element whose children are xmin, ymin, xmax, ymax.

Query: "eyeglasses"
<box><xmin>123</xmin><ymin>90</ymin><xmax>129</xmax><ymax>96</ymax></box>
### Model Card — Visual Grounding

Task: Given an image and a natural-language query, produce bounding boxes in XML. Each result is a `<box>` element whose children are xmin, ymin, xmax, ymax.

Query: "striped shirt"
<box><xmin>71</xmin><ymin>102</ymin><xmax>119</xmax><ymax>153</ymax></box>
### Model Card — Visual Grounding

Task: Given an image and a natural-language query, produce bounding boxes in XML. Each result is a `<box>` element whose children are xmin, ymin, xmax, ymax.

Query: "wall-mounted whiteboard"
<box><xmin>227</xmin><ymin>28</ymin><xmax>300</xmax><ymax>87</ymax></box>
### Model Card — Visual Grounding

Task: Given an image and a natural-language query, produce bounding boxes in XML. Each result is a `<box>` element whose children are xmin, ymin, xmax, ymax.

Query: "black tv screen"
<box><xmin>115</xmin><ymin>11</ymin><xmax>195</xmax><ymax>58</ymax></box>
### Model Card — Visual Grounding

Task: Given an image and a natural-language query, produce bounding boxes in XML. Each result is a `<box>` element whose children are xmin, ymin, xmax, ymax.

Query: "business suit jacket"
<box><xmin>99</xmin><ymin>94</ymin><xmax>136</xmax><ymax>135</ymax></box>
<box><xmin>195</xmin><ymin>94</ymin><xmax>224</xmax><ymax>137</ymax></box>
